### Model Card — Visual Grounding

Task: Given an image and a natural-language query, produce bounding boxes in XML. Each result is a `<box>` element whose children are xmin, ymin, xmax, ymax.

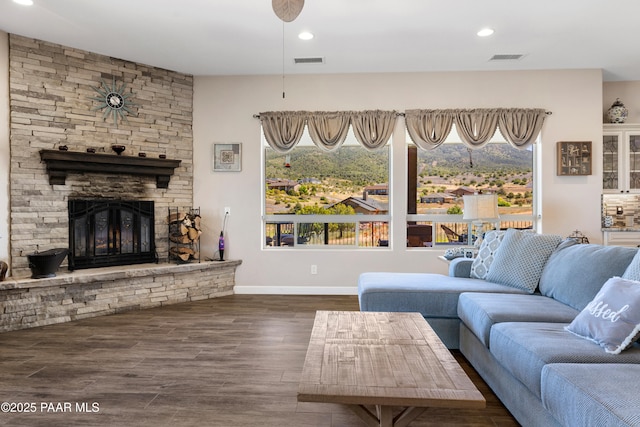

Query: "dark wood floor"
<box><xmin>0</xmin><ymin>295</ymin><xmax>519</xmax><ymax>426</ymax></box>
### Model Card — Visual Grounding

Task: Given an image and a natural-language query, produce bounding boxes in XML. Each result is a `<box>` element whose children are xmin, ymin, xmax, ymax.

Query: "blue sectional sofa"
<box><xmin>358</xmin><ymin>229</ymin><xmax>640</xmax><ymax>427</ymax></box>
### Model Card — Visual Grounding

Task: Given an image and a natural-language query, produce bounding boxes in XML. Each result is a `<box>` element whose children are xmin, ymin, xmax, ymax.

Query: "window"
<box><xmin>407</xmin><ymin>125</ymin><xmax>537</xmax><ymax>247</ymax></box>
<box><xmin>263</xmin><ymin>129</ymin><xmax>390</xmax><ymax>248</ymax></box>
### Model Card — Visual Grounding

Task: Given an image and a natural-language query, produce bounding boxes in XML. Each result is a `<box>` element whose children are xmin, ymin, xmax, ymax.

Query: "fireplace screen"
<box><xmin>68</xmin><ymin>200</ymin><xmax>156</xmax><ymax>270</ymax></box>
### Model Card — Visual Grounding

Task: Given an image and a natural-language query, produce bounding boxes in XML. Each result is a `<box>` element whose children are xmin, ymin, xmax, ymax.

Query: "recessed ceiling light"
<box><xmin>477</xmin><ymin>28</ymin><xmax>495</xmax><ymax>37</ymax></box>
<box><xmin>13</xmin><ymin>0</ymin><xmax>34</xmax><ymax>5</ymax></box>
<box><xmin>298</xmin><ymin>32</ymin><xmax>314</xmax><ymax>41</ymax></box>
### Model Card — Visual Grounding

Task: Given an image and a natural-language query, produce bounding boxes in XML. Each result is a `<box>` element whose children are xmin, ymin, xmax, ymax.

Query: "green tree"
<box><xmin>328</xmin><ymin>204</ymin><xmax>356</xmax><ymax>237</ymax></box>
<box><xmin>447</xmin><ymin>205</ymin><xmax>462</xmax><ymax>215</ymax></box>
<box><xmin>289</xmin><ymin>203</ymin><xmax>357</xmax><ymax>237</ymax></box>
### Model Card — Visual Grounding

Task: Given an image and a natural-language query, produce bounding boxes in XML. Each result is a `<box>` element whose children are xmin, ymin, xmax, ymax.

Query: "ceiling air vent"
<box><xmin>294</xmin><ymin>57</ymin><xmax>325</xmax><ymax>64</ymax></box>
<box><xmin>489</xmin><ymin>54</ymin><xmax>524</xmax><ymax>61</ymax></box>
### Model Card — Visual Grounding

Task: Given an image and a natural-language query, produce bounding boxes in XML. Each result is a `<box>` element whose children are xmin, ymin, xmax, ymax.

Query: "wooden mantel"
<box><xmin>40</xmin><ymin>149</ymin><xmax>182</xmax><ymax>189</ymax></box>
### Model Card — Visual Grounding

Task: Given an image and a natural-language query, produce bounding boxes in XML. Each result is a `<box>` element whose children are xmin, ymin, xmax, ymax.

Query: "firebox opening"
<box><xmin>68</xmin><ymin>200</ymin><xmax>157</xmax><ymax>270</ymax></box>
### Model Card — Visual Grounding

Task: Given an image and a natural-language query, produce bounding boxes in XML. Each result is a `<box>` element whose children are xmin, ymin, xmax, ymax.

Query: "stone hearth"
<box><xmin>0</xmin><ymin>260</ymin><xmax>241</xmax><ymax>332</ymax></box>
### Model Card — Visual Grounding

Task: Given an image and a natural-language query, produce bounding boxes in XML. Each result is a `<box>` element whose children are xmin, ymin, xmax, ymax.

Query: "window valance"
<box><xmin>258</xmin><ymin>108</ymin><xmax>546</xmax><ymax>152</ymax></box>
<box><xmin>405</xmin><ymin>108</ymin><xmax>547</xmax><ymax>150</ymax></box>
<box><xmin>259</xmin><ymin>110</ymin><xmax>398</xmax><ymax>153</ymax></box>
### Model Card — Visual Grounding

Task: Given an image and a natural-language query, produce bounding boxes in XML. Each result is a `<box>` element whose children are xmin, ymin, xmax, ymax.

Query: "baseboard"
<box><xmin>234</xmin><ymin>286</ymin><xmax>358</xmax><ymax>295</ymax></box>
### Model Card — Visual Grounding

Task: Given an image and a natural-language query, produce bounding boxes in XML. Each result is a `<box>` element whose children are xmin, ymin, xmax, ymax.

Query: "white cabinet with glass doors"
<box><xmin>603</xmin><ymin>124</ymin><xmax>640</xmax><ymax>193</ymax></box>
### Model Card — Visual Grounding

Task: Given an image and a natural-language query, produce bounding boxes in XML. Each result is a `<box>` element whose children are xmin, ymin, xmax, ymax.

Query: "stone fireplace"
<box><xmin>7</xmin><ymin>35</ymin><xmax>195</xmax><ymax>278</ymax></box>
<box><xmin>0</xmin><ymin>35</ymin><xmax>241</xmax><ymax>333</ymax></box>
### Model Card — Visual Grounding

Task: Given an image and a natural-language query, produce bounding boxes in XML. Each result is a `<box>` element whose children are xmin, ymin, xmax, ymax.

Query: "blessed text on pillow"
<box><xmin>566</xmin><ymin>277</ymin><xmax>640</xmax><ymax>354</ymax></box>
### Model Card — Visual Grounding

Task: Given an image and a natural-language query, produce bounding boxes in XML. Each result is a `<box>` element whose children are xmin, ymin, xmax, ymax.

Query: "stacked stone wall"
<box><xmin>8</xmin><ymin>35</ymin><xmax>194</xmax><ymax>277</ymax></box>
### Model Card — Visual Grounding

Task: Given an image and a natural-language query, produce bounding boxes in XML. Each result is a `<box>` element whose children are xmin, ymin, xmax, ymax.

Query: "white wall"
<box><xmin>193</xmin><ymin>69</ymin><xmax>604</xmax><ymax>293</ymax></box>
<box><xmin>0</xmin><ymin>31</ymin><xmax>9</xmax><ymax>267</ymax></box>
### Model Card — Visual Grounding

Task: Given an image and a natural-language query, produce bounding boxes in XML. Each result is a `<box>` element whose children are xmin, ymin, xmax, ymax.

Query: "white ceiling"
<box><xmin>1</xmin><ymin>0</ymin><xmax>639</xmax><ymax>81</ymax></box>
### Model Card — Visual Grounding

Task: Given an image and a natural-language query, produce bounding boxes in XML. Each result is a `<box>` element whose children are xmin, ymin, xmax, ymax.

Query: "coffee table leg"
<box><xmin>348</xmin><ymin>405</ymin><xmax>428</xmax><ymax>427</ymax></box>
<box><xmin>378</xmin><ymin>405</ymin><xmax>393</xmax><ymax>425</ymax></box>
<box><xmin>349</xmin><ymin>405</ymin><xmax>381</xmax><ymax>427</ymax></box>
<box><xmin>393</xmin><ymin>407</ymin><xmax>428</xmax><ymax>427</ymax></box>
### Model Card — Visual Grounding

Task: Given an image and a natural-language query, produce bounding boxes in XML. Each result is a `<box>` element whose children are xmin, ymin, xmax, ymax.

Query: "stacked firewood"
<box><xmin>168</xmin><ymin>211</ymin><xmax>201</xmax><ymax>262</ymax></box>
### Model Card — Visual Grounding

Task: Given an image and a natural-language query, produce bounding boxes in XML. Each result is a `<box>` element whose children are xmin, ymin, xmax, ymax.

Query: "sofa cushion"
<box><xmin>541</xmin><ymin>364</ymin><xmax>640</xmax><ymax>427</ymax></box>
<box><xmin>457</xmin><ymin>293</ymin><xmax>578</xmax><ymax>347</ymax></box>
<box><xmin>470</xmin><ymin>230</ymin><xmax>506</xmax><ymax>279</ymax></box>
<box><xmin>622</xmin><ymin>248</ymin><xmax>640</xmax><ymax>281</ymax></box>
<box><xmin>490</xmin><ymin>322</ymin><xmax>640</xmax><ymax>399</ymax></box>
<box><xmin>357</xmin><ymin>272</ymin><xmax>528</xmax><ymax>318</ymax></box>
<box><xmin>539</xmin><ymin>243</ymin><xmax>637</xmax><ymax>311</ymax></box>
<box><xmin>485</xmin><ymin>229</ymin><xmax>562</xmax><ymax>293</ymax></box>
<box><xmin>565</xmin><ymin>277</ymin><xmax>640</xmax><ymax>354</ymax></box>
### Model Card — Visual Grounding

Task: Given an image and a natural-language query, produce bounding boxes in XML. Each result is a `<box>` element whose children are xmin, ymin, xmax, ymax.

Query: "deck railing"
<box><xmin>407</xmin><ymin>214</ymin><xmax>534</xmax><ymax>245</ymax></box>
<box><xmin>264</xmin><ymin>214</ymin><xmax>534</xmax><ymax>248</ymax></box>
<box><xmin>264</xmin><ymin>214</ymin><xmax>390</xmax><ymax>248</ymax></box>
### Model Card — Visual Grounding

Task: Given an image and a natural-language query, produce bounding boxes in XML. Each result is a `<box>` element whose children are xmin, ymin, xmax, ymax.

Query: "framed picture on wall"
<box><xmin>557</xmin><ymin>141</ymin><xmax>591</xmax><ymax>176</ymax></box>
<box><xmin>213</xmin><ymin>143</ymin><xmax>242</xmax><ymax>172</ymax></box>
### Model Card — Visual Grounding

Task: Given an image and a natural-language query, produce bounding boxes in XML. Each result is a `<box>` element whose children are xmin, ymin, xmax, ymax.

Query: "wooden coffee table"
<box><xmin>298</xmin><ymin>311</ymin><xmax>485</xmax><ymax>427</ymax></box>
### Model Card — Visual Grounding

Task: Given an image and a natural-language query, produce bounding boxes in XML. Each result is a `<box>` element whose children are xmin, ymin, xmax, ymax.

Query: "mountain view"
<box><xmin>264</xmin><ymin>143</ymin><xmax>533</xmax><ymax>215</ymax></box>
<box><xmin>266</xmin><ymin>147</ymin><xmax>388</xmax><ymax>187</ymax></box>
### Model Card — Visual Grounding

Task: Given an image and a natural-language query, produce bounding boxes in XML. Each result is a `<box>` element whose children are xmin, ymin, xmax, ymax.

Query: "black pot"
<box><xmin>27</xmin><ymin>248</ymin><xmax>68</xmax><ymax>279</ymax></box>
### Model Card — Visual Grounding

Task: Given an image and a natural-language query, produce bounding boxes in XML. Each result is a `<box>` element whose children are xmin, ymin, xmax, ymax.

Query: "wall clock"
<box><xmin>91</xmin><ymin>77</ymin><xmax>136</xmax><ymax>127</ymax></box>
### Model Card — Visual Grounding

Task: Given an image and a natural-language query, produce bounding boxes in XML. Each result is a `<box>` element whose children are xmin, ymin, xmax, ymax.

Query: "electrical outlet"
<box><xmin>224</xmin><ymin>207</ymin><xmax>231</xmax><ymax>216</ymax></box>
<box><xmin>311</xmin><ymin>265</ymin><xmax>318</xmax><ymax>275</ymax></box>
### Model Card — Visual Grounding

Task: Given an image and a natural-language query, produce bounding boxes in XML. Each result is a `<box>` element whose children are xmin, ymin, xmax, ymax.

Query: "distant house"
<box><xmin>364</xmin><ymin>184</ymin><xmax>388</xmax><ymax>196</ymax></box>
<box><xmin>420</xmin><ymin>193</ymin><xmax>455</xmax><ymax>204</ymax></box>
<box><xmin>267</xmin><ymin>179</ymin><xmax>298</xmax><ymax>192</ymax></box>
<box><xmin>451</xmin><ymin>186</ymin><xmax>476</xmax><ymax>197</ymax></box>
<box><xmin>328</xmin><ymin>197</ymin><xmax>388</xmax><ymax>215</ymax></box>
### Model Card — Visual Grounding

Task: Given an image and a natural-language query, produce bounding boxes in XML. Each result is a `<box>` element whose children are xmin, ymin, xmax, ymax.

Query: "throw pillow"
<box><xmin>565</xmin><ymin>277</ymin><xmax>640</xmax><ymax>354</ymax></box>
<box><xmin>470</xmin><ymin>230</ymin><xmax>506</xmax><ymax>279</ymax></box>
<box><xmin>485</xmin><ymin>229</ymin><xmax>562</xmax><ymax>293</ymax></box>
<box><xmin>622</xmin><ymin>249</ymin><xmax>640</xmax><ymax>281</ymax></box>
